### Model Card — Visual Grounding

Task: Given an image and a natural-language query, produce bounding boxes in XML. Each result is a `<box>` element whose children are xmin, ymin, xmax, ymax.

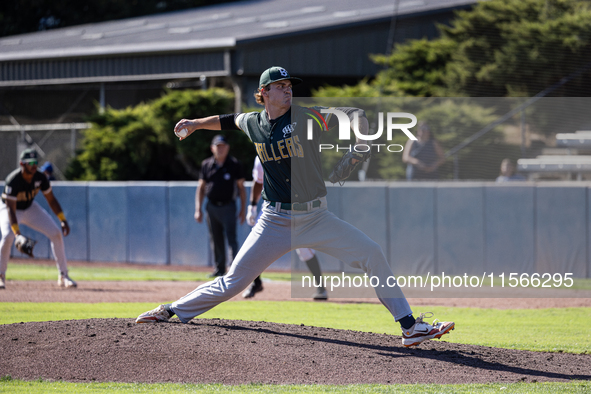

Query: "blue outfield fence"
<box><xmin>1</xmin><ymin>181</ymin><xmax>590</xmax><ymax>278</ymax></box>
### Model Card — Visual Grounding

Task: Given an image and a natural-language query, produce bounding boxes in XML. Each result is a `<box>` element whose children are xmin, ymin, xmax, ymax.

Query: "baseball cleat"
<box><xmin>312</xmin><ymin>287</ymin><xmax>328</xmax><ymax>300</ymax></box>
<box><xmin>58</xmin><ymin>274</ymin><xmax>77</xmax><ymax>288</ymax></box>
<box><xmin>401</xmin><ymin>312</ymin><xmax>455</xmax><ymax>347</ymax></box>
<box><xmin>0</xmin><ymin>273</ymin><xmax>5</xmax><ymax>289</ymax></box>
<box><xmin>242</xmin><ymin>281</ymin><xmax>264</xmax><ymax>298</ymax></box>
<box><xmin>136</xmin><ymin>304</ymin><xmax>171</xmax><ymax>323</ymax></box>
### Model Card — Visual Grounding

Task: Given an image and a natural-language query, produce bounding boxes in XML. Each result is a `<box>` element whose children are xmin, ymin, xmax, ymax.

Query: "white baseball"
<box><xmin>176</xmin><ymin>128</ymin><xmax>188</xmax><ymax>138</ymax></box>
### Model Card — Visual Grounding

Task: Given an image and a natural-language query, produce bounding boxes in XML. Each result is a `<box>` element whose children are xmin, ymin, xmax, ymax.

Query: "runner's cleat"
<box><xmin>312</xmin><ymin>287</ymin><xmax>328</xmax><ymax>300</ymax></box>
<box><xmin>58</xmin><ymin>274</ymin><xmax>77</xmax><ymax>288</ymax></box>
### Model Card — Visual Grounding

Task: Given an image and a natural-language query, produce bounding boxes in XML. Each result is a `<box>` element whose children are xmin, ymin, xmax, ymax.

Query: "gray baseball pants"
<box><xmin>172</xmin><ymin>197</ymin><xmax>412</xmax><ymax>323</ymax></box>
<box><xmin>0</xmin><ymin>201</ymin><xmax>69</xmax><ymax>276</ymax></box>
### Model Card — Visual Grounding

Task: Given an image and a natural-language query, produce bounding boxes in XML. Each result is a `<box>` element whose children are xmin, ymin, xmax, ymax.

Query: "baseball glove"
<box><xmin>328</xmin><ymin>150</ymin><xmax>371</xmax><ymax>185</ymax></box>
<box><xmin>15</xmin><ymin>234</ymin><xmax>36</xmax><ymax>258</ymax></box>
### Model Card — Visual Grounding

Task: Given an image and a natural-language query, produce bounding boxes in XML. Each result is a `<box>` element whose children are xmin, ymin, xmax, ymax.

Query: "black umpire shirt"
<box><xmin>199</xmin><ymin>155</ymin><xmax>244</xmax><ymax>205</ymax></box>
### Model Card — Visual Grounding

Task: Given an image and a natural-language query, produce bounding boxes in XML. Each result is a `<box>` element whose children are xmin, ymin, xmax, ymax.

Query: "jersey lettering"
<box><xmin>293</xmin><ymin>135</ymin><xmax>304</xmax><ymax>158</ymax></box>
<box><xmin>16</xmin><ymin>189</ymin><xmax>39</xmax><ymax>202</ymax></box>
<box><xmin>256</xmin><ymin>135</ymin><xmax>305</xmax><ymax>163</ymax></box>
<box><xmin>270</xmin><ymin>144</ymin><xmax>281</xmax><ymax>161</ymax></box>
<box><xmin>285</xmin><ymin>137</ymin><xmax>296</xmax><ymax>158</ymax></box>
<box><xmin>277</xmin><ymin>140</ymin><xmax>289</xmax><ymax>159</ymax></box>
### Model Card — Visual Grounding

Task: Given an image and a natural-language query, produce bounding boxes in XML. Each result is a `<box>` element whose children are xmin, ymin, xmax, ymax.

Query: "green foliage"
<box><xmin>312</xmin><ymin>0</ymin><xmax>591</xmax><ymax>180</ymax></box>
<box><xmin>315</xmin><ymin>0</ymin><xmax>591</xmax><ymax>99</ymax></box>
<box><xmin>441</xmin><ymin>0</ymin><xmax>591</xmax><ymax>97</ymax></box>
<box><xmin>66</xmin><ymin>88</ymin><xmax>256</xmax><ymax>181</ymax></box>
<box><xmin>314</xmin><ymin>80</ymin><xmax>387</xmax><ymax>98</ymax></box>
<box><xmin>371</xmin><ymin>38</ymin><xmax>458</xmax><ymax>97</ymax></box>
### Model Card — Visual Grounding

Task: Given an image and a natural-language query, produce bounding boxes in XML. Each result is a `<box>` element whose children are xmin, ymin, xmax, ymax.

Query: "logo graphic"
<box><xmin>305</xmin><ymin>109</ymin><xmax>328</xmax><ymax>133</ymax></box>
<box><xmin>279</xmin><ymin>68</ymin><xmax>289</xmax><ymax>77</ymax></box>
<box><xmin>282</xmin><ymin>122</ymin><xmax>297</xmax><ymax>138</ymax></box>
<box><xmin>312</xmin><ymin>109</ymin><xmax>417</xmax><ymax>141</ymax></box>
<box><xmin>34</xmin><ymin>181</ymin><xmax>41</xmax><ymax>188</ymax></box>
<box><xmin>305</xmin><ymin>108</ymin><xmax>417</xmax><ymax>153</ymax></box>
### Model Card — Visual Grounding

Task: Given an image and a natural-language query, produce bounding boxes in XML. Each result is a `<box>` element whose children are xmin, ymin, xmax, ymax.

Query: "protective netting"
<box><xmin>292</xmin><ymin>97</ymin><xmax>591</xmax><ymax>182</ymax></box>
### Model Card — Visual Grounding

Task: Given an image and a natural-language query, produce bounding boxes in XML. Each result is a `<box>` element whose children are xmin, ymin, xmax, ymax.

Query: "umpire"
<box><xmin>195</xmin><ymin>135</ymin><xmax>246</xmax><ymax>277</ymax></box>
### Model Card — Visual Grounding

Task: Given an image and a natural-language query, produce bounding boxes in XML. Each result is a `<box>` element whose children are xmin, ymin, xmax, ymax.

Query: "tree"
<box><xmin>66</xmin><ymin>88</ymin><xmax>256</xmax><ymax>181</ymax></box>
<box><xmin>317</xmin><ymin>0</ymin><xmax>591</xmax><ymax>99</ymax></box>
<box><xmin>442</xmin><ymin>0</ymin><xmax>591</xmax><ymax>97</ymax></box>
<box><xmin>311</xmin><ymin>0</ymin><xmax>591</xmax><ymax>180</ymax></box>
<box><xmin>370</xmin><ymin>38</ymin><xmax>458</xmax><ymax>97</ymax></box>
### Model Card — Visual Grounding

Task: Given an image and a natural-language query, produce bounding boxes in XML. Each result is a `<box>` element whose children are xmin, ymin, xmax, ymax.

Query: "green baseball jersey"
<box><xmin>2</xmin><ymin>168</ymin><xmax>50</xmax><ymax>210</ymax></box>
<box><xmin>239</xmin><ymin>106</ymin><xmax>330</xmax><ymax>203</ymax></box>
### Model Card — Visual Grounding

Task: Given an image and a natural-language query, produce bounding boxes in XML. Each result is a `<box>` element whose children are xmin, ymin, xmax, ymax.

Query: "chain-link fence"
<box><xmin>0</xmin><ymin>123</ymin><xmax>89</xmax><ymax>179</ymax></box>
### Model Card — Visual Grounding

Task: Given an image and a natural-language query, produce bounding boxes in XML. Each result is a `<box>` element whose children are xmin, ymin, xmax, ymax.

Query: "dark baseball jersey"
<box><xmin>199</xmin><ymin>155</ymin><xmax>244</xmax><ymax>204</ymax></box>
<box><xmin>1</xmin><ymin>168</ymin><xmax>51</xmax><ymax>210</ymax></box>
<box><xmin>239</xmin><ymin>106</ymin><xmax>335</xmax><ymax>203</ymax></box>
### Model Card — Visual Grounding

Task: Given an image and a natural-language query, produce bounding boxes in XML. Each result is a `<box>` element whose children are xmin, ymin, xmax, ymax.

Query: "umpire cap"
<box><xmin>19</xmin><ymin>148</ymin><xmax>38</xmax><ymax>164</ymax></box>
<box><xmin>211</xmin><ymin>135</ymin><xmax>228</xmax><ymax>145</ymax></box>
<box><xmin>259</xmin><ymin>66</ymin><xmax>302</xmax><ymax>89</ymax></box>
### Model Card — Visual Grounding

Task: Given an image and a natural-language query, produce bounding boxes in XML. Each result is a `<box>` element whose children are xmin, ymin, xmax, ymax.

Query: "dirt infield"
<box><xmin>1</xmin><ymin>260</ymin><xmax>590</xmax><ymax>385</ymax></box>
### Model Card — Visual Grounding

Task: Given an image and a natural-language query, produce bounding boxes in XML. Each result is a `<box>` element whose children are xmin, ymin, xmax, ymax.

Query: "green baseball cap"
<box><xmin>259</xmin><ymin>66</ymin><xmax>302</xmax><ymax>89</ymax></box>
<box><xmin>19</xmin><ymin>148</ymin><xmax>38</xmax><ymax>164</ymax></box>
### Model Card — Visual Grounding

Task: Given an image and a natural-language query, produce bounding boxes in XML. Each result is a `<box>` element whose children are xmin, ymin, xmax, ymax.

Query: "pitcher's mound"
<box><xmin>1</xmin><ymin>318</ymin><xmax>589</xmax><ymax>385</ymax></box>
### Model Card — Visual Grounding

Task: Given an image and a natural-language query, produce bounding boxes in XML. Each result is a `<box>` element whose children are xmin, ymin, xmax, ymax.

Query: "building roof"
<box><xmin>0</xmin><ymin>0</ymin><xmax>476</xmax><ymax>62</ymax></box>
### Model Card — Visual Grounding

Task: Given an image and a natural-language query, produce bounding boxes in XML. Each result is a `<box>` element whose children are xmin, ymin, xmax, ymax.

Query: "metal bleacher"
<box><xmin>518</xmin><ymin>130</ymin><xmax>591</xmax><ymax>180</ymax></box>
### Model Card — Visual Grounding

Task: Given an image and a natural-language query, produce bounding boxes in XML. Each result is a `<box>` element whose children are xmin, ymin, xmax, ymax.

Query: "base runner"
<box><xmin>137</xmin><ymin>66</ymin><xmax>454</xmax><ymax>347</ymax></box>
<box><xmin>1</xmin><ymin>149</ymin><xmax>76</xmax><ymax>289</ymax></box>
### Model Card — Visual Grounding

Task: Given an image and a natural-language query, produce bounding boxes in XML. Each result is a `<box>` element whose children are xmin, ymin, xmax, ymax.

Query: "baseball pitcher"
<box><xmin>137</xmin><ymin>67</ymin><xmax>454</xmax><ymax>347</ymax></box>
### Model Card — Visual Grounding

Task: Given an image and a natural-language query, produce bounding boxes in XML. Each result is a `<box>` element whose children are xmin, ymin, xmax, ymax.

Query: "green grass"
<box><xmin>4</xmin><ymin>262</ymin><xmax>292</xmax><ymax>282</ymax></box>
<box><xmin>1</xmin><ymin>302</ymin><xmax>590</xmax><ymax>353</ymax></box>
<box><xmin>0</xmin><ymin>377</ymin><xmax>589</xmax><ymax>393</ymax></box>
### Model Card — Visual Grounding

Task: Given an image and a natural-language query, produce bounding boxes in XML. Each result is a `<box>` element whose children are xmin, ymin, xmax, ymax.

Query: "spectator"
<box><xmin>402</xmin><ymin>122</ymin><xmax>445</xmax><ymax>180</ymax></box>
<box><xmin>40</xmin><ymin>162</ymin><xmax>56</xmax><ymax>181</ymax></box>
<box><xmin>195</xmin><ymin>135</ymin><xmax>246</xmax><ymax>277</ymax></box>
<box><xmin>496</xmin><ymin>158</ymin><xmax>526</xmax><ymax>182</ymax></box>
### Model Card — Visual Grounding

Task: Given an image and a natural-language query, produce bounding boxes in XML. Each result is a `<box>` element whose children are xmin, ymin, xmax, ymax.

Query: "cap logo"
<box><xmin>279</xmin><ymin>68</ymin><xmax>288</xmax><ymax>77</ymax></box>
